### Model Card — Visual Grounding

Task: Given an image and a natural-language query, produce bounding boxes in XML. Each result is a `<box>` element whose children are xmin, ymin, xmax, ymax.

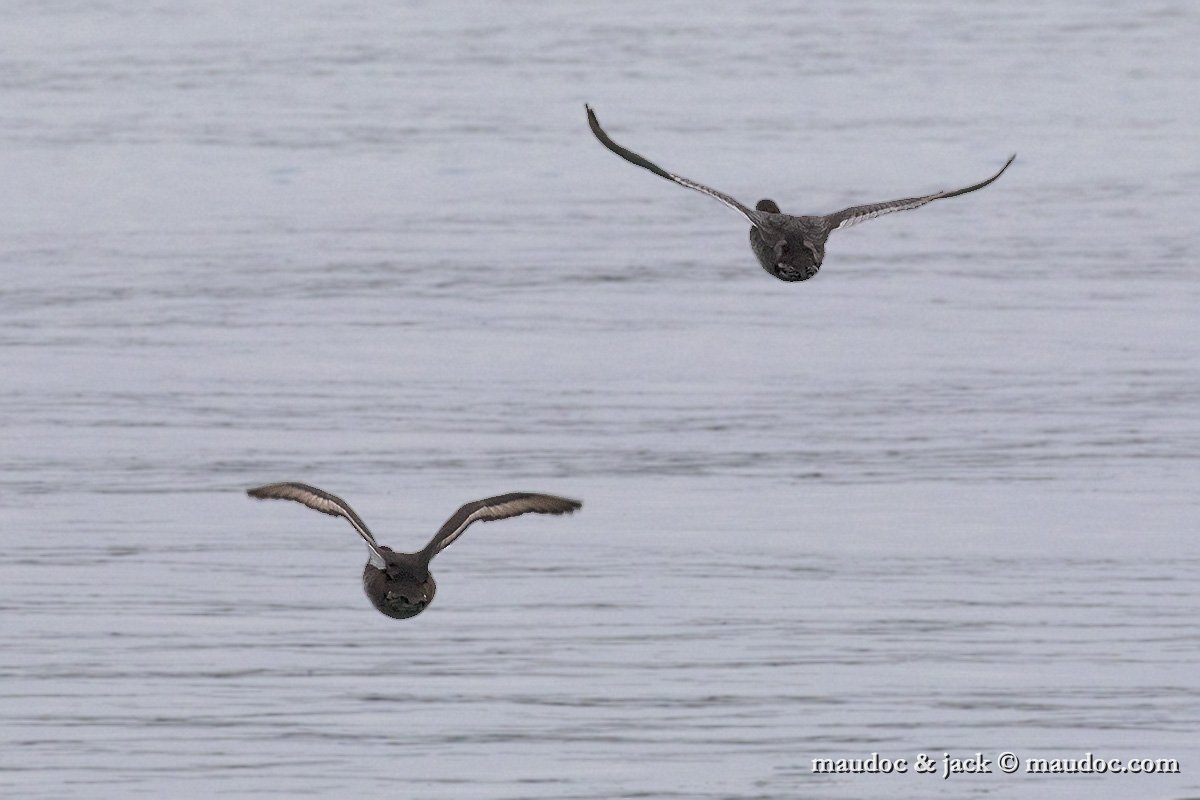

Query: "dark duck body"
<box><xmin>247</xmin><ymin>482</ymin><xmax>582</xmax><ymax>619</ymax></box>
<box><xmin>586</xmin><ymin>105</ymin><xmax>1014</xmax><ymax>282</ymax></box>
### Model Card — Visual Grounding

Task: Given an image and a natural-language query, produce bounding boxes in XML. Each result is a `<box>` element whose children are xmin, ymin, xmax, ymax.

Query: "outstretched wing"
<box><xmin>586</xmin><ymin>105</ymin><xmax>765</xmax><ymax>228</ymax></box>
<box><xmin>247</xmin><ymin>482</ymin><xmax>387</xmax><ymax>567</ymax></box>
<box><xmin>422</xmin><ymin>493</ymin><xmax>582</xmax><ymax>561</ymax></box>
<box><xmin>823</xmin><ymin>155</ymin><xmax>1015</xmax><ymax>232</ymax></box>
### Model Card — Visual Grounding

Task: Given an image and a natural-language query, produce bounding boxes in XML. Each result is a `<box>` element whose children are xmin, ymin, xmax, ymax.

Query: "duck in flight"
<box><xmin>586</xmin><ymin>105</ymin><xmax>1014</xmax><ymax>282</ymax></box>
<box><xmin>247</xmin><ymin>482</ymin><xmax>582</xmax><ymax>619</ymax></box>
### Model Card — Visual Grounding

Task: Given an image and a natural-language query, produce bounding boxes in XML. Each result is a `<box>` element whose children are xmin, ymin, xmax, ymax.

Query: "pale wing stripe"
<box><xmin>832</xmin><ymin>196</ymin><xmax>941</xmax><ymax>230</ymax></box>
<box><xmin>436</xmin><ymin>506</ymin><xmax>493</xmax><ymax>553</ymax></box>
<box><xmin>669</xmin><ymin>174</ymin><xmax>763</xmax><ymax>226</ymax></box>
<box><xmin>365</xmin><ymin>545</ymin><xmax>385</xmax><ymax>569</ymax></box>
<box><xmin>586</xmin><ymin>105</ymin><xmax>763</xmax><ymax>228</ymax></box>
<box><xmin>425</xmin><ymin>493</ymin><xmax>582</xmax><ymax>559</ymax></box>
<box><xmin>247</xmin><ymin>482</ymin><xmax>388</xmax><ymax>565</ymax></box>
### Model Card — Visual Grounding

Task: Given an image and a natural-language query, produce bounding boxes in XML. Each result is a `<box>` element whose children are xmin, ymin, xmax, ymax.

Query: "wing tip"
<box><xmin>549</xmin><ymin>493</ymin><xmax>582</xmax><ymax>511</ymax></box>
<box><xmin>511</xmin><ymin>493</ymin><xmax>582</xmax><ymax>515</ymax></box>
<box><xmin>246</xmin><ymin>481</ymin><xmax>317</xmax><ymax>501</ymax></box>
<box><xmin>585</xmin><ymin>104</ymin><xmax>603</xmax><ymax>137</ymax></box>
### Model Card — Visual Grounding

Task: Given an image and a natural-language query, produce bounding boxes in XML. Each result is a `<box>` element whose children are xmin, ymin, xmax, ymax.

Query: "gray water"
<box><xmin>1</xmin><ymin>1</ymin><xmax>1198</xmax><ymax>798</ymax></box>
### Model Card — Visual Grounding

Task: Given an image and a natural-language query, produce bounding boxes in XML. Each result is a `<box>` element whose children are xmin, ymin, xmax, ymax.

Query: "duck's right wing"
<box><xmin>587</xmin><ymin>105</ymin><xmax>765</xmax><ymax>228</ymax></box>
<box><xmin>247</xmin><ymin>482</ymin><xmax>387</xmax><ymax>567</ymax></box>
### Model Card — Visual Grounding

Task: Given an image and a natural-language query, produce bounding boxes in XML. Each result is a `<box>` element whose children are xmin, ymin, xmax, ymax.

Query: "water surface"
<box><xmin>1</xmin><ymin>1</ymin><xmax>1198</xmax><ymax>798</ymax></box>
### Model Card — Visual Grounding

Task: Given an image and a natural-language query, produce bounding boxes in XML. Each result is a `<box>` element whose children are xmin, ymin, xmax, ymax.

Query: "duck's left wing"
<box><xmin>421</xmin><ymin>493</ymin><xmax>582</xmax><ymax>561</ymax></box>
<box><xmin>824</xmin><ymin>155</ymin><xmax>1015</xmax><ymax>232</ymax></box>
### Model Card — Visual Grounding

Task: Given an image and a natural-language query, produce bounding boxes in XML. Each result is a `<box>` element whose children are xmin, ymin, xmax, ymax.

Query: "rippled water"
<box><xmin>2</xmin><ymin>1</ymin><xmax>1198</xmax><ymax>798</ymax></box>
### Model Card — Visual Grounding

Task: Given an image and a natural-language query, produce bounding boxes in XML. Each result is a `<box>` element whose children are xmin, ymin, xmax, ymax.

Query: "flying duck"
<box><xmin>586</xmin><ymin>105</ymin><xmax>1014</xmax><ymax>282</ymax></box>
<box><xmin>247</xmin><ymin>482</ymin><xmax>582</xmax><ymax>619</ymax></box>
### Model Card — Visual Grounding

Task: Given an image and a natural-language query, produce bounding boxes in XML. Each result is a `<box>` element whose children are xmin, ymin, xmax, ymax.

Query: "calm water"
<box><xmin>1</xmin><ymin>1</ymin><xmax>1198</xmax><ymax>798</ymax></box>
